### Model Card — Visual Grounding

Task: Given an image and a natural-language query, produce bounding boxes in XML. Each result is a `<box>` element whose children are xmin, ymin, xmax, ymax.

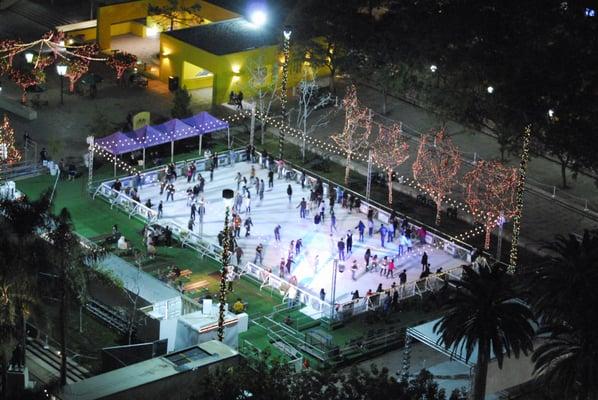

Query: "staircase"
<box><xmin>7</xmin><ymin>0</ymin><xmax>77</xmax><ymax>28</ymax></box>
<box><xmin>26</xmin><ymin>338</ymin><xmax>90</xmax><ymax>384</ymax></box>
<box><xmin>85</xmin><ymin>299</ymin><xmax>133</xmax><ymax>337</ymax></box>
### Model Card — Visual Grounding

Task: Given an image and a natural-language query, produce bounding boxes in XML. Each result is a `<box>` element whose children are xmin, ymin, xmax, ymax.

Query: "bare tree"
<box><xmin>371</xmin><ymin>123</ymin><xmax>410</xmax><ymax>205</ymax></box>
<box><xmin>331</xmin><ymin>85</ymin><xmax>373</xmax><ymax>185</ymax></box>
<box><xmin>245</xmin><ymin>57</ymin><xmax>279</xmax><ymax>145</ymax></box>
<box><xmin>292</xmin><ymin>71</ymin><xmax>337</xmax><ymax>161</ymax></box>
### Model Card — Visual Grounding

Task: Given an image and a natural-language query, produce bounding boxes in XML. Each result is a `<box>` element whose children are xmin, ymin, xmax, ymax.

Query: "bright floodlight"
<box><xmin>56</xmin><ymin>64</ymin><xmax>67</xmax><ymax>76</ymax></box>
<box><xmin>283</xmin><ymin>29</ymin><xmax>292</xmax><ymax>40</ymax></box>
<box><xmin>25</xmin><ymin>53</ymin><xmax>34</xmax><ymax>63</ymax></box>
<box><xmin>250</xmin><ymin>10</ymin><xmax>267</xmax><ymax>27</ymax></box>
<box><xmin>430</xmin><ymin>64</ymin><xmax>437</xmax><ymax>72</ymax></box>
<box><xmin>487</xmin><ymin>86</ymin><xmax>494</xmax><ymax>94</ymax></box>
<box><xmin>548</xmin><ymin>109</ymin><xmax>555</xmax><ymax>118</ymax></box>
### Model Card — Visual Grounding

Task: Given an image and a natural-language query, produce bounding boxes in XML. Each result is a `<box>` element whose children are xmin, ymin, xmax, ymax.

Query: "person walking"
<box><xmin>377</xmin><ymin>224</ymin><xmax>388</xmax><ymax>248</ymax></box>
<box><xmin>421</xmin><ymin>251</ymin><xmax>428</xmax><ymax>271</ymax></box>
<box><xmin>364</xmin><ymin>248</ymin><xmax>371</xmax><ymax>269</ymax></box>
<box><xmin>274</xmin><ymin>225</ymin><xmax>281</xmax><ymax>241</ymax></box>
<box><xmin>355</xmin><ymin>220</ymin><xmax>365</xmax><ymax>242</ymax></box>
<box><xmin>297</xmin><ymin>198</ymin><xmax>307</xmax><ymax>219</ymax></box>
<box><xmin>287</xmin><ymin>184</ymin><xmax>293</xmax><ymax>203</ymax></box>
<box><xmin>346</xmin><ymin>231</ymin><xmax>353</xmax><ymax>254</ymax></box>
<box><xmin>337</xmin><ymin>238</ymin><xmax>345</xmax><ymax>261</ymax></box>
<box><xmin>254</xmin><ymin>243</ymin><xmax>264</xmax><ymax>264</ymax></box>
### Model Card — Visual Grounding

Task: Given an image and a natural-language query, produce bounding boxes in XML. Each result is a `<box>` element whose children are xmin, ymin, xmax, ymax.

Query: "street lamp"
<box><xmin>280</xmin><ymin>25</ymin><xmax>292</xmax><ymax>160</ymax></box>
<box><xmin>548</xmin><ymin>109</ymin><xmax>555</xmax><ymax>119</ymax></box>
<box><xmin>56</xmin><ymin>64</ymin><xmax>67</xmax><ymax>105</ymax></box>
<box><xmin>430</xmin><ymin>64</ymin><xmax>437</xmax><ymax>73</ymax></box>
<box><xmin>217</xmin><ymin>189</ymin><xmax>234</xmax><ymax>342</ymax></box>
<box><xmin>25</xmin><ymin>52</ymin><xmax>34</xmax><ymax>63</ymax></box>
<box><xmin>487</xmin><ymin>85</ymin><xmax>494</xmax><ymax>94</ymax></box>
<box><xmin>249</xmin><ymin>10</ymin><xmax>267</xmax><ymax>27</ymax></box>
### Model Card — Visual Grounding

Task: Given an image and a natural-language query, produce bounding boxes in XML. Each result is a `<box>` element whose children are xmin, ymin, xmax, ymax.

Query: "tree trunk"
<box><xmin>559</xmin><ymin>158</ymin><xmax>568</xmax><ymax>188</ymax></box>
<box><xmin>1</xmin><ymin>353</ymin><xmax>7</xmax><ymax>400</ymax></box>
<box><xmin>260</xmin><ymin>123</ymin><xmax>265</xmax><ymax>145</ymax></box>
<box><xmin>434</xmin><ymin>198</ymin><xmax>442</xmax><ymax>226</ymax></box>
<box><xmin>59</xmin><ymin>279</ymin><xmax>68</xmax><ymax>387</ymax></box>
<box><xmin>382</xmin><ymin>89</ymin><xmax>388</xmax><ymax>115</ymax></box>
<box><xmin>387</xmin><ymin>170</ymin><xmax>393</xmax><ymax>206</ymax></box>
<box><xmin>344</xmin><ymin>153</ymin><xmax>352</xmax><ymax>186</ymax></box>
<box><xmin>170</xmin><ymin>18</ymin><xmax>174</xmax><ymax>31</ymax></box>
<box><xmin>472</xmin><ymin>340</ymin><xmax>490</xmax><ymax>400</ymax></box>
<box><xmin>329</xmin><ymin>67</ymin><xmax>336</xmax><ymax>94</ymax></box>
<box><xmin>484</xmin><ymin>224</ymin><xmax>492</xmax><ymax>250</ymax></box>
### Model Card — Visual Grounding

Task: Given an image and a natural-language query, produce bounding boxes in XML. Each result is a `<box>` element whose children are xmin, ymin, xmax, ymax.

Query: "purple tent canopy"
<box><xmin>95</xmin><ymin>112</ymin><xmax>228</xmax><ymax>155</ymax></box>
<box><xmin>152</xmin><ymin>119</ymin><xmax>198</xmax><ymax>144</ymax></box>
<box><xmin>181</xmin><ymin>112</ymin><xmax>229</xmax><ymax>134</ymax></box>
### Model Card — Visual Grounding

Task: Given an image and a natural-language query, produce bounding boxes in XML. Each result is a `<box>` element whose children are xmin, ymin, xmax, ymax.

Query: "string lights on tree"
<box><xmin>464</xmin><ymin>160</ymin><xmax>518</xmax><ymax>249</ymax></box>
<box><xmin>107</xmin><ymin>51</ymin><xmax>138</xmax><ymax>85</ymax></box>
<box><xmin>412</xmin><ymin>129</ymin><xmax>461</xmax><ymax>225</ymax></box>
<box><xmin>371</xmin><ymin>122</ymin><xmax>409</xmax><ymax>206</ymax></box>
<box><xmin>0</xmin><ymin>114</ymin><xmax>21</xmax><ymax>164</ymax></box>
<box><xmin>217</xmin><ymin>189</ymin><xmax>234</xmax><ymax>342</ymax></box>
<box><xmin>508</xmin><ymin>125</ymin><xmax>532</xmax><ymax>273</ymax></box>
<box><xmin>331</xmin><ymin>84</ymin><xmax>373</xmax><ymax>185</ymax></box>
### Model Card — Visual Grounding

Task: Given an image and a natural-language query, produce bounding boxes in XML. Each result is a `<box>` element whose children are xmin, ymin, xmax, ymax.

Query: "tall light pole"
<box><xmin>279</xmin><ymin>26</ymin><xmax>292</xmax><ymax>160</ymax></box>
<box><xmin>217</xmin><ymin>189</ymin><xmax>234</xmax><ymax>341</ymax></box>
<box><xmin>56</xmin><ymin>64</ymin><xmax>67</xmax><ymax>105</ymax></box>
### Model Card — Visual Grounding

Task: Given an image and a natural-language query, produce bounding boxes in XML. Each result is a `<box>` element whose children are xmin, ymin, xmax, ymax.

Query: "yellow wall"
<box><xmin>97</xmin><ymin>0</ymin><xmax>239</xmax><ymax>50</ymax></box>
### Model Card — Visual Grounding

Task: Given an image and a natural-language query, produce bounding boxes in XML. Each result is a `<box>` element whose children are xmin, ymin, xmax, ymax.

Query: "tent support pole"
<box><xmin>227</xmin><ymin>127</ymin><xmax>230</xmax><ymax>149</ymax></box>
<box><xmin>142</xmin><ymin>147</ymin><xmax>146</xmax><ymax>170</ymax></box>
<box><xmin>199</xmin><ymin>134</ymin><xmax>203</xmax><ymax>157</ymax></box>
<box><xmin>113</xmin><ymin>155</ymin><xmax>116</xmax><ymax>177</ymax></box>
<box><xmin>171</xmin><ymin>140</ymin><xmax>174</xmax><ymax>163</ymax></box>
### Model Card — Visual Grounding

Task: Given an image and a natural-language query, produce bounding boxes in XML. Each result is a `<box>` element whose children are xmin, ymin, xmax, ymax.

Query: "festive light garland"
<box><xmin>508</xmin><ymin>125</ymin><xmax>532</xmax><ymax>273</ymax></box>
<box><xmin>217</xmin><ymin>206</ymin><xmax>232</xmax><ymax>341</ymax></box>
<box><xmin>279</xmin><ymin>30</ymin><xmax>291</xmax><ymax>159</ymax></box>
<box><xmin>0</xmin><ymin>114</ymin><xmax>21</xmax><ymax>164</ymax></box>
<box><xmin>464</xmin><ymin>160</ymin><xmax>518</xmax><ymax>249</ymax></box>
<box><xmin>371</xmin><ymin>122</ymin><xmax>409</xmax><ymax>206</ymax></box>
<box><xmin>412</xmin><ymin>129</ymin><xmax>462</xmax><ymax>225</ymax></box>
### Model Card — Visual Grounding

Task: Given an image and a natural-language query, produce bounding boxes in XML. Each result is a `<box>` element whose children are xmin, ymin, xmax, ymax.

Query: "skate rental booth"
<box><xmin>93</xmin><ymin>111</ymin><xmax>230</xmax><ymax>176</ymax></box>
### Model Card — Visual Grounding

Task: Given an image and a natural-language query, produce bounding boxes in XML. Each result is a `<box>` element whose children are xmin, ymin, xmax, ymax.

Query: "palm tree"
<box><xmin>527</xmin><ymin>231</ymin><xmax>598</xmax><ymax>400</ymax></box>
<box><xmin>48</xmin><ymin>208</ymin><xmax>105</xmax><ymax>386</ymax></box>
<box><xmin>434</xmin><ymin>264</ymin><xmax>535</xmax><ymax>400</ymax></box>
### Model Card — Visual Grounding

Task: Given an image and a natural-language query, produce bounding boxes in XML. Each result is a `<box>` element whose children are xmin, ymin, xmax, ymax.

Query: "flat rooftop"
<box><xmin>163</xmin><ymin>17</ymin><xmax>279</xmax><ymax>55</ymax></box>
<box><xmin>60</xmin><ymin>341</ymin><xmax>238</xmax><ymax>400</ymax></box>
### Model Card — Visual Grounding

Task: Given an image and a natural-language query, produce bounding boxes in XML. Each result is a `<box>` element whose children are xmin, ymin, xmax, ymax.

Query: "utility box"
<box><xmin>168</xmin><ymin>76</ymin><xmax>179</xmax><ymax>92</ymax></box>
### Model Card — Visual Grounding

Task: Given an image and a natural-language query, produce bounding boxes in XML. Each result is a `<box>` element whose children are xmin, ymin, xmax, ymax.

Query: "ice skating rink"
<box><xmin>137</xmin><ymin>162</ymin><xmax>463</xmax><ymax>302</ymax></box>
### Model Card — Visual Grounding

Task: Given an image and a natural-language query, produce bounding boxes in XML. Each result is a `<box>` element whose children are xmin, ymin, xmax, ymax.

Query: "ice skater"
<box><xmin>295</xmin><ymin>238</ymin><xmax>303</xmax><ymax>255</ymax></box>
<box><xmin>377</xmin><ymin>224</ymin><xmax>388</xmax><ymax>248</ymax></box>
<box><xmin>330</xmin><ymin>210</ymin><xmax>337</xmax><ymax>233</ymax></box>
<box><xmin>274</xmin><ymin>225</ymin><xmax>281</xmax><ymax>241</ymax></box>
<box><xmin>355</xmin><ymin>220</ymin><xmax>365</xmax><ymax>242</ymax></box>
<box><xmin>287</xmin><ymin>184</ymin><xmax>293</xmax><ymax>203</ymax></box>
<box><xmin>259</xmin><ymin>179</ymin><xmax>265</xmax><ymax>200</ymax></box>
<box><xmin>297</xmin><ymin>198</ymin><xmax>307</xmax><ymax>219</ymax></box>
<box><xmin>346</xmin><ymin>231</ymin><xmax>353</xmax><ymax>254</ymax></box>
<box><xmin>337</xmin><ymin>237</ymin><xmax>345</xmax><ymax>261</ymax></box>
<box><xmin>244</xmin><ymin>216</ymin><xmax>253</xmax><ymax>237</ymax></box>
<box><xmin>190</xmin><ymin>202</ymin><xmax>197</xmax><ymax>221</ymax></box>
<box><xmin>254</xmin><ymin>243</ymin><xmax>264</xmax><ymax>264</ymax></box>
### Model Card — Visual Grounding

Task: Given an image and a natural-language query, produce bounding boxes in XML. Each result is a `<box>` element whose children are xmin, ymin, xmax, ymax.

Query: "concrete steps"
<box><xmin>26</xmin><ymin>338</ymin><xmax>90</xmax><ymax>385</ymax></box>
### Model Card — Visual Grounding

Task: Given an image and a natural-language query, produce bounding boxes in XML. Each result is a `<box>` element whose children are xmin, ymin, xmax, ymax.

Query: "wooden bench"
<box><xmin>179</xmin><ymin>269</ymin><xmax>193</xmax><ymax>278</ymax></box>
<box><xmin>183</xmin><ymin>280</ymin><xmax>209</xmax><ymax>293</ymax></box>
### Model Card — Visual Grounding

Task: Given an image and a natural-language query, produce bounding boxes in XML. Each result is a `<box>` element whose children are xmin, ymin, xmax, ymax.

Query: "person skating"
<box><xmin>259</xmin><ymin>179</ymin><xmax>265</xmax><ymax>200</ymax></box>
<box><xmin>190</xmin><ymin>202</ymin><xmax>197</xmax><ymax>222</ymax></box>
<box><xmin>421</xmin><ymin>252</ymin><xmax>428</xmax><ymax>271</ymax></box>
<box><xmin>166</xmin><ymin>183</ymin><xmax>175</xmax><ymax>202</ymax></box>
<box><xmin>157</xmin><ymin>200</ymin><xmax>163</xmax><ymax>219</ymax></box>
<box><xmin>254</xmin><ymin>243</ymin><xmax>264</xmax><ymax>264</ymax></box>
<box><xmin>337</xmin><ymin>238</ymin><xmax>345</xmax><ymax>261</ymax></box>
<box><xmin>285</xmin><ymin>255</ymin><xmax>294</xmax><ymax>274</ymax></box>
<box><xmin>287</xmin><ymin>184</ymin><xmax>293</xmax><ymax>203</ymax></box>
<box><xmin>319</xmin><ymin>288</ymin><xmax>326</xmax><ymax>301</ymax></box>
<box><xmin>387</xmin><ymin>258</ymin><xmax>395</xmax><ymax>278</ymax></box>
<box><xmin>355</xmin><ymin>220</ymin><xmax>365</xmax><ymax>242</ymax></box>
<box><xmin>351</xmin><ymin>259</ymin><xmax>358</xmax><ymax>281</ymax></box>
<box><xmin>274</xmin><ymin>225</ymin><xmax>281</xmax><ymax>241</ymax></box>
<box><xmin>235</xmin><ymin>246</ymin><xmax>244</xmax><ymax>265</ymax></box>
<box><xmin>268</xmin><ymin>170</ymin><xmax>274</xmax><ymax>189</ymax></box>
<box><xmin>364</xmin><ymin>248</ymin><xmax>371</xmax><ymax>269</ymax></box>
<box><xmin>233</xmin><ymin>214</ymin><xmax>242</xmax><ymax>238</ymax></box>
<box><xmin>330</xmin><ymin>210</ymin><xmax>337</xmax><ymax>233</ymax></box>
<box><xmin>244</xmin><ymin>217</ymin><xmax>253</xmax><ymax>237</ymax></box>
<box><xmin>295</xmin><ymin>238</ymin><xmax>303</xmax><ymax>255</ymax></box>
<box><xmin>346</xmin><ymin>231</ymin><xmax>353</xmax><ymax>254</ymax></box>
<box><xmin>377</xmin><ymin>224</ymin><xmax>388</xmax><ymax>248</ymax></box>
<box><xmin>297</xmin><ymin>198</ymin><xmax>307</xmax><ymax>219</ymax></box>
